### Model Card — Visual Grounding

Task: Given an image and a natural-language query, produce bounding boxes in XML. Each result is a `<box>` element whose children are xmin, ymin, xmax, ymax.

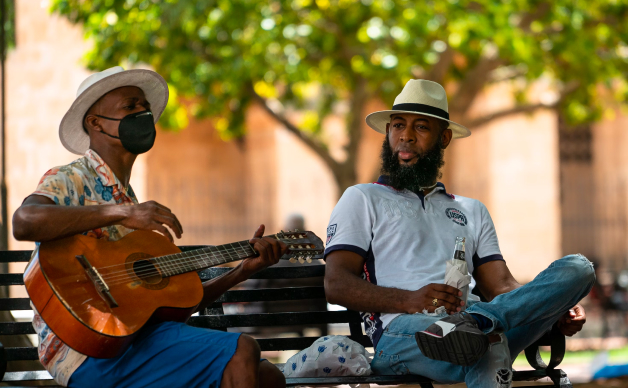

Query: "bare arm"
<box><xmin>325</xmin><ymin>250</ymin><xmax>464</xmax><ymax>314</ymax></box>
<box><xmin>13</xmin><ymin>195</ymin><xmax>183</xmax><ymax>242</ymax></box>
<box><xmin>473</xmin><ymin>260</ymin><xmax>521</xmax><ymax>301</ymax></box>
<box><xmin>195</xmin><ymin>224</ymin><xmax>287</xmax><ymax>312</ymax></box>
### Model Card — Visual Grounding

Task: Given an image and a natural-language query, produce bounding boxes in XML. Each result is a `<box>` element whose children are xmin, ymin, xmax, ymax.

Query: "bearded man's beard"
<box><xmin>380</xmin><ymin>136</ymin><xmax>445</xmax><ymax>192</ymax></box>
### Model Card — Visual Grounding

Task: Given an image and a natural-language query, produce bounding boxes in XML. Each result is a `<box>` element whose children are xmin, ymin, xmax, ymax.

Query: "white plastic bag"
<box><xmin>282</xmin><ymin>335</ymin><xmax>372</xmax><ymax>378</ymax></box>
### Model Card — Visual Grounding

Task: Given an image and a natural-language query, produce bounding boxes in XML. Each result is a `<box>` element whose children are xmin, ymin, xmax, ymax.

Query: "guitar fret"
<box><xmin>238</xmin><ymin>240</ymin><xmax>252</xmax><ymax>257</ymax></box>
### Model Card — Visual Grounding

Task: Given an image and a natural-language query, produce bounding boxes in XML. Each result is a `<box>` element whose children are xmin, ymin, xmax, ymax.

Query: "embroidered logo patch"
<box><xmin>445</xmin><ymin>208</ymin><xmax>467</xmax><ymax>226</ymax></box>
<box><xmin>326</xmin><ymin>224</ymin><xmax>337</xmax><ymax>244</ymax></box>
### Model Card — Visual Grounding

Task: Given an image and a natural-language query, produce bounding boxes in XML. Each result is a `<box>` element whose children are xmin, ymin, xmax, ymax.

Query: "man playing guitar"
<box><xmin>12</xmin><ymin>67</ymin><xmax>287</xmax><ymax>388</ymax></box>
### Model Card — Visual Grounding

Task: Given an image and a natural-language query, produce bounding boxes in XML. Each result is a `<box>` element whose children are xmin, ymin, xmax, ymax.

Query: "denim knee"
<box><xmin>559</xmin><ymin>254</ymin><xmax>595</xmax><ymax>285</ymax></box>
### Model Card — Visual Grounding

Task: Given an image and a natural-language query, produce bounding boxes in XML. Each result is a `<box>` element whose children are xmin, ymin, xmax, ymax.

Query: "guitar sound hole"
<box><xmin>132</xmin><ymin>260</ymin><xmax>162</xmax><ymax>284</ymax></box>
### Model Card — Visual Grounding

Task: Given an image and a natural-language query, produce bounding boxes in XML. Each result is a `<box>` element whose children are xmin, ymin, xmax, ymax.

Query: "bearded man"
<box><xmin>323</xmin><ymin>79</ymin><xmax>594</xmax><ymax>387</ymax></box>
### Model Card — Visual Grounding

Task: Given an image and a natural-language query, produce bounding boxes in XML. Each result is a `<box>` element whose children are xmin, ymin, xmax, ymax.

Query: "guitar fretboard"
<box><xmin>152</xmin><ymin>240</ymin><xmax>257</xmax><ymax>277</ymax></box>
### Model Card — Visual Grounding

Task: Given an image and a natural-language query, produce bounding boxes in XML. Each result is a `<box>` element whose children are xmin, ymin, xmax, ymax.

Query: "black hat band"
<box><xmin>391</xmin><ymin>103</ymin><xmax>449</xmax><ymax>120</ymax></box>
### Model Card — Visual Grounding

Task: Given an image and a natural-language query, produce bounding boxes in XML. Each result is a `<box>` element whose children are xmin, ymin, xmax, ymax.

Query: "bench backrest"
<box><xmin>0</xmin><ymin>247</ymin><xmax>370</xmax><ymax>366</ymax></box>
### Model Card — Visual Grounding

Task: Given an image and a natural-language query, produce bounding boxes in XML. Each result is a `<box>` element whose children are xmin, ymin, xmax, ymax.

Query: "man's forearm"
<box><xmin>13</xmin><ymin>203</ymin><xmax>127</xmax><ymax>242</ymax></box>
<box><xmin>325</xmin><ymin>269</ymin><xmax>415</xmax><ymax>314</ymax></box>
<box><xmin>195</xmin><ymin>263</ymin><xmax>252</xmax><ymax>312</ymax></box>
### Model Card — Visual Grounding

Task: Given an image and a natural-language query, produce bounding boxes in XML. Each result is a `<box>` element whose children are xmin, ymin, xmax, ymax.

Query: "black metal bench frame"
<box><xmin>0</xmin><ymin>247</ymin><xmax>571</xmax><ymax>387</ymax></box>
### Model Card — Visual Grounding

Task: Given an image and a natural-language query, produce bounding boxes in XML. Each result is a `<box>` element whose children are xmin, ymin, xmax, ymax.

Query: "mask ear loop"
<box><xmin>93</xmin><ymin>115</ymin><xmax>123</xmax><ymax>139</ymax></box>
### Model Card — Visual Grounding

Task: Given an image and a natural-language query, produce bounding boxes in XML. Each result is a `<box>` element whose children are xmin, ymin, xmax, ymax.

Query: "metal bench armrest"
<box><xmin>524</xmin><ymin>324</ymin><xmax>565</xmax><ymax>370</ymax></box>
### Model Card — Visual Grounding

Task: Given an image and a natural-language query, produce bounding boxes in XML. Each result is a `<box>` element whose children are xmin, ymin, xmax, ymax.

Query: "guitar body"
<box><xmin>24</xmin><ymin>230</ymin><xmax>204</xmax><ymax>359</ymax></box>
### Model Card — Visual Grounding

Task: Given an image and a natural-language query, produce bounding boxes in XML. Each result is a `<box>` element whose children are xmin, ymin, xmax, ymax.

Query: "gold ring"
<box><xmin>432</xmin><ymin>298</ymin><xmax>438</xmax><ymax>306</ymax></box>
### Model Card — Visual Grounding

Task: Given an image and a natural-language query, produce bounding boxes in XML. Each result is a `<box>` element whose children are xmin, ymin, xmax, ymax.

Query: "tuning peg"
<box><xmin>298</xmin><ymin>245</ymin><xmax>303</xmax><ymax>249</ymax></box>
<box><xmin>289</xmin><ymin>257</ymin><xmax>297</xmax><ymax>263</ymax></box>
<box><xmin>298</xmin><ymin>256</ymin><xmax>305</xmax><ymax>264</ymax></box>
<box><xmin>306</xmin><ymin>256</ymin><xmax>312</xmax><ymax>263</ymax></box>
<box><xmin>290</xmin><ymin>245</ymin><xmax>295</xmax><ymax>249</ymax></box>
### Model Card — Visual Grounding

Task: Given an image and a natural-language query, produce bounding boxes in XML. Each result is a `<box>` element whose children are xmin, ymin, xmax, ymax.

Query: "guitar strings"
<box><xmin>98</xmin><ymin>237</ymin><xmax>314</xmax><ymax>282</ymax></box>
<box><xmin>92</xmin><ymin>233</ymin><xmax>309</xmax><ymax>275</ymax></box>
<box><xmin>102</xmin><ymin>243</ymin><xmax>318</xmax><ymax>287</ymax></box>
<box><xmin>96</xmin><ymin>242</ymin><xmax>256</xmax><ymax>277</ymax></box>
<box><xmin>94</xmin><ymin>241</ymin><xmax>252</xmax><ymax>272</ymax></box>
<box><xmin>101</xmin><ymin>251</ymin><xmax>247</xmax><ymax>287</ymax></box>
<box><xmin>87</xmin><ymin>235</ymin><xmax>317</xmax><ymax>287</ymax></box>
<box><xmin>99</xmin><ymin>245</ymin><xmax>255</xmax><ymax>285</ymax></box>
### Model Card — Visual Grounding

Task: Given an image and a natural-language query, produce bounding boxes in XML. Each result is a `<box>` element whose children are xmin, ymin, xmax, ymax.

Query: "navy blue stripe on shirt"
<box><xmin>324</xmin><ymin>244</ymin><xmax>368</xmax><ymax>261</ymax></box>
<box><xmin>472</xmin><ymin>253</ymin><xmax>505</xmax><ymax>270</ymax></box>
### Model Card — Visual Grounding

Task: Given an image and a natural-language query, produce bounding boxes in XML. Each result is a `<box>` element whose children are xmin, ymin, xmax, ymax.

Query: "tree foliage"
<box><xmin>52</xmin><ymin>0</ymin><xmax>628</xmax><ymax>192</ymax></box>
<box><xmin>1</xmin><ymin>0</ymin><xmax>15</xmax><ymax>51</ymax></box>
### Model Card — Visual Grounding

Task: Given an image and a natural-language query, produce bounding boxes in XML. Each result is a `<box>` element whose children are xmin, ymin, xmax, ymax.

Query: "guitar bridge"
<box><xmin>75</xmin><ymin>255</ymin><xmax>119</xmax><ymax>308</ymax></box>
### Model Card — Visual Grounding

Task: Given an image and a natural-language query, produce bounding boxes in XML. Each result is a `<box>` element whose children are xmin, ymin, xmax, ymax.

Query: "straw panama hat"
<box><xmin>365</xmin><ymin>79</ymin><xmax>470</xmax><ymax>139</ymax></box>
<box><xmin>59</xmin><ymin>66</ymin><xmax>169</xmax><ymax>155</ymax></box>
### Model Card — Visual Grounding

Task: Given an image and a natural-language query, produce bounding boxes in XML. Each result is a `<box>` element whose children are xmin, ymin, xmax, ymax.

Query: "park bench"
<box><xmin>0</xmin><ymin>246</ymin><xmax>571</xmax><ymax>387</ymax></box>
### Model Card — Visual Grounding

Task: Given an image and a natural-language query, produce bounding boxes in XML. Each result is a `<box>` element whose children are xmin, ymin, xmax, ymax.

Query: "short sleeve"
<box><xmin>472</xmin><ymin>202</ymin><xmax>504</xmax><ymax>269</ymax></box>
<box><xmin>324</xmin><ymin>186</ymin><xmax>374</xmax><ymax>260</ymax></box>
<box><xmin>32</xmin><ymin>168</ymin><xmax>78</xmax><ymax>206</ymax></box>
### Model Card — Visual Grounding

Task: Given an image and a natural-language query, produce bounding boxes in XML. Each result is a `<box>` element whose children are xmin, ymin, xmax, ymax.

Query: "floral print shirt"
<box><xmin>29</xmin><ymin>149</ymin><xmax>139</xmax><ymax>386</ymax></box>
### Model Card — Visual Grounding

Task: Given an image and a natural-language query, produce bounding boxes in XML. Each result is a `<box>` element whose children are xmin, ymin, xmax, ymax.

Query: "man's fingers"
<box><xmin>155</xmin><ymin>224</ymin><xmax>174</xmax><ymax>243</ymax></box>
<box><xmin>258</xmin><ymin>237</ymin><xmax>278</xmax><ymax>263</ymax></box>
<box><xmin>254</xmin><ymin>238</ymin><xmax>272</xmax><ymax>260</ymax></box>
<box><xmin>431</xmin><ymin>284</ymin><xmax>462</xmax><ymax>297</ymax></box>
<box><xmin>155</xmin><ymin>207</ymin><xmax>184</xmax><ymax>235</ymax></box>
<box><xmin>154</xmin><ymin>215</ymin><xmax>182</xmax><ymax>238</ymax></box>
<box><xmin>253</xmin><ymin>224</ymin><xmax>265</xmax><ymax>239</ymax></box>
<box><xmin>430</xmin><ymin>298</ymin><xmax>459</xmax><ymax>313</ymax></box>
<box><xmin>262</xmin><ymin>237</ymin><xmax>282</xmax><ymax>263</ymax></box>
<box><xmin>150</xmin><ymin>200</ymin><xmax>172</xmax><ymax>213</ymax></box>
<box><xmin>431</xmin><ymin>291</ymin><xmax>460</xmax><ymax>306</ymax></box>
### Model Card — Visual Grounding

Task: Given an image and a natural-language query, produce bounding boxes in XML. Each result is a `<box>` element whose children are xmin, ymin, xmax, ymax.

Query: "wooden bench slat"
<box><xmin>0</xmin><ymin>298</ymin><xmax>31</xmax><ymax>311</ymax></box>
<box><xmin>212</xmin><ymin>287</ymin><xmax>325</xmax><ymax>305</ymax></box>
<box><xmin>0</xmin><ymin>287</ymin><xmax>325</xmax><ymax>312</ymax></box>
<box><xmin>6</xmin><ymin>347</ymin><xmax>38</xmax><ymax>361</ymax></box>
<box><xmin>0</xmin><ymin>322</ymin><xmax>34</xmax><ymax>335</ymax></box>
<box><xmin>199</xmin><ymin>265</ymin><xmax>325</xmax><ymax>281</ymax></box>
<box><xmin>0</xmin><ymin>251</ymin><xmax>32</xmax><ymax>263</ymax></box>
<box><xmin>0</xmin><ymin>274</ymin><xmax>25</xmax><ymax>286</ymax></box>
<box><xmin>189</xmin><ymin>311</ymin><xmax>359</xmax><ymax>328</ymax></box>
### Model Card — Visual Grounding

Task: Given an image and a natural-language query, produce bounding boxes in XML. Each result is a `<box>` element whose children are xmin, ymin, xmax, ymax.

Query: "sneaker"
<box><xmin>415</xmin><ymin>311</ymin><xmax>489</xmax><ymax>366</ymax></box>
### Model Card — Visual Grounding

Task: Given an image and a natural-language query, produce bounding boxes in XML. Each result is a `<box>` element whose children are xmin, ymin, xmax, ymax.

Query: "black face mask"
<box><xmin>95</xmin><ymin>111</ymin><xmax>156</xmax><ymax>154</ymax></box>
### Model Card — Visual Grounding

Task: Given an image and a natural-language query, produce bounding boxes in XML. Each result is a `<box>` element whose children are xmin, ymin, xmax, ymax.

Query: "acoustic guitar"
<box><xmin>24</xmin><ymin>229</ymin><xmax>324</xmax><ymax>358</ymax></box>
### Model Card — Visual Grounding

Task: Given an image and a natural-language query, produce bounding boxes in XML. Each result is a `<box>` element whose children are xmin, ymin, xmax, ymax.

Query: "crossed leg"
<box><xmin>372</xmin><ymin>254</ymin><xmax>596</xmax><ymax>388</ymax></box>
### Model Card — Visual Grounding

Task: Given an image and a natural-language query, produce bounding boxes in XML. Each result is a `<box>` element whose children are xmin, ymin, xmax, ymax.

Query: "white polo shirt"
<box><xmin>324</xmin><ymin>176</ymin><xmax>503</xmax><ymax>347</ymax></box>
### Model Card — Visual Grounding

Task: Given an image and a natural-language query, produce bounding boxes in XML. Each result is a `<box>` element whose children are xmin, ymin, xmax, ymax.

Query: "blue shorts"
<box><xmin>68</xmin><ymin>321</ymin><xmax>241</xmax><ymax>388</ymax></box>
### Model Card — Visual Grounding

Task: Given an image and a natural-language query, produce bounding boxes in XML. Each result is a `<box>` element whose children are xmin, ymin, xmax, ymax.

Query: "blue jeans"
<box><xmin>371</xmin><ymin>254</ymin><xmax>595</xmax><ymax>387</ymax></box>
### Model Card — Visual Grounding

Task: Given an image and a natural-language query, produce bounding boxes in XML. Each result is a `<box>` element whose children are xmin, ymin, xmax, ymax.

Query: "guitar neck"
<box><xmin>153</xmin><ymin>240</ymin><xmax>257</xmax><ymax>277</ymax></box>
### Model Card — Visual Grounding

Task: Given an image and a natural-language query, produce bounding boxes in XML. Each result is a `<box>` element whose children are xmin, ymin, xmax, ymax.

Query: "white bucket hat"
<box><xmin>365</xmin><ymin>79</ymin><xmax>470</xmax><ymax>139</ymax></box>
<box><xmin>59</xmin><ymin>66</ymin><xmax>169</xmax><ymax>155</ymax></box>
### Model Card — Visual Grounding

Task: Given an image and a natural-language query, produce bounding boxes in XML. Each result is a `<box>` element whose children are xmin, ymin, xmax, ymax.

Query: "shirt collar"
<box><xmin>85</xmin><ymin>149</ymin><xmax>122</xmax><ymax>188</ymax></box>
<box><xmin>375</xmin><ymin>175</ymin><xmax>454</xmax><ymax>199</ymax></box>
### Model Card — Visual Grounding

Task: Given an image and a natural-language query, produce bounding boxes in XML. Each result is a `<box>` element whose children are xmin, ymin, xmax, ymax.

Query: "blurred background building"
<box><xmin>7</xmin><ymin>0</ymin><xmax>628</xmax><ymax>379</ymax></box>
<box><xmin>9</xmin><ymin>1</ymin><xmax>628</xmax><ymax>283</ymax></box>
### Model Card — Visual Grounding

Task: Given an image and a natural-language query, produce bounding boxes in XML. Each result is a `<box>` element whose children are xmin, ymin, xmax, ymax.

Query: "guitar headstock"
<box><xmin>276</xmin><ymin>230</ymin><xmax>325</xmax><ymax>264</ymax></box>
